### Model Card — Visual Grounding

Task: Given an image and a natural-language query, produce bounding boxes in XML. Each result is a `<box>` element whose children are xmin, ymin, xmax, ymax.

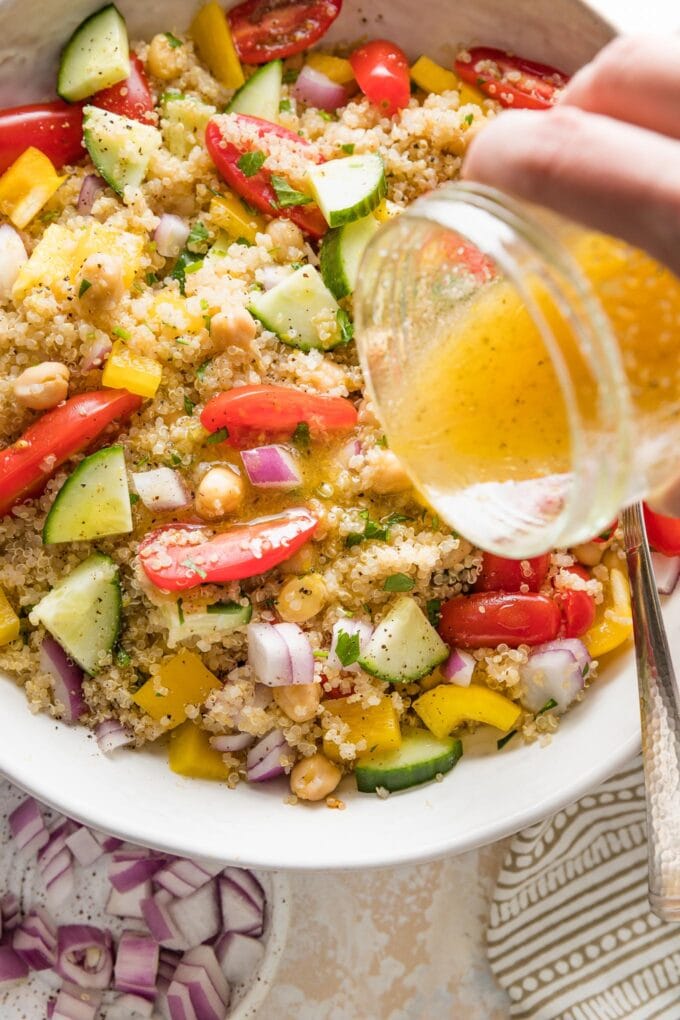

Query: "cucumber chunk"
<box><xmin>83</xmin><ymin>105</ymin><xmax>161</xmax><ymax>196</ymax></box>
<box><xmin>161</xmin><ymin>94</ymin><xmax>216</xmax><ymax>159</ymax></box>
<box><xmin>307</xmin><ymin>153</ymin><xmax>386</xmax><ymax>227</ymax></box>
<box><xmin>43</xmin><ymin>445</ymin><xmax>132</xmax><ymax>545</ymax></box>
<box><xmin>248</xmin><ymin>264</ymin><xmax>342</xmax><ymax>350</ymax></box>
<box><xmin>227</xmin><ymin>61</ymin><xmax>282</xmax><ymax>123</ymax></box>
<box><xmin>358</xmin><ymin>596</ymin><xmax>448</xmax><ymax>683</ymax></box>
<box><xmin>320</xmin><ymin>214</ymin><xmax>380</xmax><ymax>299</ymax></box>
<box><xmin>356</xmin><ymin>728</ymin><xmax>463</xmax><ymax>793</ymax></box>
<box><xmin>58</xmin><ymin>4</ymin><xmax>130</xmax><ymax>102</ymax></box>
<box><xmin>160</xmin><ymin>600</ymin><xmax>252</xmax><ymax>648</ymax></box>
<box><xmin>30</xmin><ymin>553</ymin><xmax>121</xmax><ymax>674</ymax></box>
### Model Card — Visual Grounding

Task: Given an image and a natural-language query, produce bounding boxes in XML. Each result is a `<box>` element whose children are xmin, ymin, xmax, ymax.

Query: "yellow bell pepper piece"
<box><xmin>306</xmin><ymin>52</ymin><xmax>354</xmax><ymax>85</ymax></box>
<box><xmin>0</xmin><ymin>147</ymin><xmax>65</xmax><ymax>229</ymax></box>
<box><xmin>148</xmin><ymin>292</ymin><xmax>205</xmax><ymax>338</ymax></box>
<box><xmin>191</xmin><ymin>2</ymin><xmax>244</xmax><ymax>89</ymax></box>
<box><xmin>322</xmin><ymin>696</ymin><xmax>401</xmax><ymax>762</ymax></box>
<box><xmin>134</xmin><ymin>649</ymin><xmax>221</xmax><ymax>729</ymax></box>
<box><xmin>209</xmin><ymin>192</ymin><xmax>265</xmax><ymax>244</ymax></box>
<box><xmin>0</xmin><ymin>588</ymin><xmax>20</xmax><ymax>646</ymax></box>
<box><xmin>414</xmin><ymin>684</ymin><xmax>521</xmax><ymax>739</ymax></box>
<box><xmin>459</xmin><ymin>81</ymin><xmax>487</xmax><ymax>107</ymax></box>
<box><xmin>169</xmin><ymin>721</ymin><xmax>230</xmax><ymax>780</ymax></box>
<box><xmin>102</xmin><ymin>340</ymin><xmax>162</xmax><ymax>398</ymax></box>
<box><xmin>583</xmin><ymin>552</ymin><xmax>633</xmax><ymax>658</ymax></box>
<box><xmin>410</xmin><ymin>56</ymin><xmax>459</xmax><ymax>95</ymax></box>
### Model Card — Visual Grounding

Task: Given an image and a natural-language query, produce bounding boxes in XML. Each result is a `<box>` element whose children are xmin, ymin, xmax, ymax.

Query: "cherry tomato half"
<box><xmin>228</xmin><ymin>0</ymin><xmax>343</xmax><ymax>63</ymax></box>
<box><xmin>439</xmin><ymin>592</ymin><xmax>561</xmax><ymax>649</ymax></box>
<box><xmin>553</xmin><ymin>563</ymin><xmax>596</xmax><ymax>638</ymax></box>
<box><xmin>455</xmin><ymin>47</ymin><xmax>569</xmax><ymax>110</ymax></box>
<box><xmin>0</xmin><ymin>102</ymin><xmax>84</xmax><ymax>174</ymax></box>
<box><xmin>643</xmin><ymin>503</ymin><xmax>680</xmax><ymax>557</ymax></box>
<box><xmin>349</xmin><ymin>40</ymin><xmax>410</xmax><ymax>117</ymax></box>
<box><xmin>201</xmin><ymin>385</ymin><xmax>357</xmax><ymax>446</ymax></box>
<box><xmin>474</xmin><ymin>552</ymin><xmax>550</xmax><ymax>593</ymax></box>
<box><xmin>91</xmin><ymin>55</ymin><xmax>154</xmax><ymax>124</ymax></box>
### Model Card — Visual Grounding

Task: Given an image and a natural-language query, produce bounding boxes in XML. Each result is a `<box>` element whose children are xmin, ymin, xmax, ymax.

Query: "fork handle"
<box><xmin>625</xmin><ymin>503</ymin><xmax>680</xmax><ymax>920</ymax></box>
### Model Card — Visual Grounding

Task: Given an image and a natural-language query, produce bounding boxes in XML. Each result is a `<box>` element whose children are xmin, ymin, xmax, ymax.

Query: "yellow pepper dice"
<box><xmin>459</xmin><ymin>81</ymin><xmax>487</xmax><ymax>107</ymax></box>
<box><xmin>322</xmin><ymin>696</ymin><xmax>401</xmax><ymax>763</ymax></box>
<box><xmin>410</xmin><ymin>56</ymin><xmax>459</xmax><ymax>95</ymax></box>
<box><xmin>414</xmin><ymin>684</ymin><xmax>521</xmax><ymax>739</ymax></box>
<box><xmin>306</xmin><ymin>52</ymin><xmax>354</xmax><ymax>85</ymax></box>
<box><xmin>169</xmin><ymin>721</ymin><xmax>230</xmax><ymax>780</ymax></box>
<box><xmin>148</xmin><ymin>293</ymin><xmax>205</xmax><ymax>339</ymax></box>
<box><xmin>0</xmin><ymin>147</ymin><xmax>65</xmax><ymax>229</ymax></box>
<box><xmin>584</xmin><ymin>551</ymin><xmax>633</xmax><ymax>658</ymax></box>
<box><xmin>191</xmin><ymin>2</ymin><xmax>244</xmax><ymax>89</ymax></box>
<box><xmin>102</xmin><ymin>340</ymin><xmax>162</xmax><ymax>399</ymax></box>
<box><xmin>133</xmin><ymin>648</ymin><xmax>221</xmax><ymax>729</ymax></box>
<box><xmin>0</xmin><ymin>588</ymin><xmax>20</xmax><ymax>646</ymax></box>
<box><xmin>209</xmin><ymin>192</ymin><xmax>265</xmax><ymax>244</ymax></box>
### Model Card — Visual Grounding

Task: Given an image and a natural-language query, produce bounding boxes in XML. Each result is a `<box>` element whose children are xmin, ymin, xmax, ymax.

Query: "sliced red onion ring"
<box><xmin>106</xmin><ymin>879</ymin><xmax>151</xmax><ymax>919</ymax></box>
<box><xmin>95</xmin><ymin>719</ymin><xmax>134</xmax><ymax>755</ymax></box>
<box><xmin>651</xmin><ymin>551</ymin><xmax>680</xmax><ymax>596</ymax></box>
<box><xmin>155</xmin><ymin>859</ymin><xmax>223</xmax><ymax>899</ymax></box>
<box><xmin>219</xmin><ymin>878</ymin><xmax>264</xmax><ymax>936</ymax></box>
<box><xmin>141</xmin><ymin>894</ymin><xmax>189</xmax><ymax>952</ymax></box>
<box><xmin>172</xmin><ymin>945</ymin><xmax>231</xmax><ymax>1020</ymax></box>
<box><xmin>215</xmin><ymin>932</ymin><xmax>264</xmax><ymax>985</ymax></box>
<box><xmin>241</xmin><ymin>445</ymin><xmax>301</xmax><ymax>490</ymax></box>
<box><xmin>520</xmin><ymin>645</ymin><xmax>587</xmax><ymax>714</ymax></box>
<box><xmin>65</xmin><ymin>827</ymin><xmax>103</xmax><ymax>867</ymax></box>
<box><xmin>9</xmin><ymin>797</ymin><xmax>49</xmax><ymax>854</ymax></box>
<box><xmin>1</xmin><ymin>892</ymin><xmax>20</xmax><ymax>931</ymax></box>
<box><xmin>109</xmin><ymin>850</ymin><xmax>166</xmax><ymax>893</ymax></box>
<box><xmin>52</xmin><ymin>984</ymin><xmax>102</xmax><ymax>1020</ymax></box>
<box><xmin>56</xmin><ymin>925</ymin><xmax>113</xmax><ymax>990</ymax></box>
<box><xmin>292</xmin><ymin>65</ymin><xmax>349</xmax><ymax>111</ymax></box>
<box><xmin>248</xmin><ymin>622</ymin><xmax>292</xmax><ymax>686</ymax></box>
<box><xmin>154</xmin><ymin>214</ymin><xmax>190</xmax><ymax>258</ymax></box>
<box><xmin>13</xmin><ymin>908</ymin><xmax>57</xmax><ymax>971</ymax></box>
<box><xmin>40</xmin><ymin>636</ymin><xmax>87</xmax><ymax>724</ymax></box>
<box><xmin>113</xmin><ymin>930</ymin><xmax>159</xmax><ymax>999</ymax></box>
<box><xmin>168</xmin><ymin>880</ymin><xmax>221</xmax><ymax>947</ymax></box>
<box><xmin>246</xmin><ymin>729</ymin><xmax>289</xmax><ymax>783</ymax></box>
<box><xmin>209</xmin><ymin>732</ymin><xmax>255</xmax><ymax>753</ymax></box>
<box><xmin>273</xmin><ymin>622</ymin><xmax>314</xmax><ymax>685</ymax></box>
<box><xmin>77</xmin><ymin>174</ymin><xmax>106</xmax><ymax>215</ymax></box>
<box><xmin>107</xmin><ymin>993</ymin><xmax>155</xmax><ymax>1020</ymax></box>
<box><xmin>131</xmin><ymin>468</ymin><xmax>192</xmax><ymax>513</ymax></box>
<box><xmin>326</xmin><ymin>619</ymin><xmax>373</xmax><ymax>674</ymax></box>
<box><xmin>221</xmin><ymin>868</ymin><xmax>265</xmax><ymax>912</ymax></box>
<box><xmin>0</xmin><ymin>223</ymin><xmax>27</xmax><ymax>300</ymax></box>
<box><xmin>441</xmin><ymin>647</ymin><xmax>475</xmax><ymax>687</ymax></box>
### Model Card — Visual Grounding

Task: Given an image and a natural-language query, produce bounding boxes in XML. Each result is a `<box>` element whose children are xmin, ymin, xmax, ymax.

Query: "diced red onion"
<box><xmin>56</xmin><ymin>925</ymin><xmax>113</xmax><ymax>990</ymax></box>
<box><xmin>13</xmin><ymin>908</ymin><xmax>57</xmax><ymax>971</ymax></box>
<box><xmin>77</xmin><ymin>174</ymin><xmax>106</xmax><ymax>215</ymax></box>
<box><xmin>168</xmin><ymin>880</ymin><xmax>221</xmax><ymax>947</ymax></box>
<box><xmin>65</xmin><ymin>827</ymin><xmax>104</xmax><ymax>867</ymax></box>
<box><xmin>52</xmin><ymin>984</ymin><xmax>102</xmax><ymax>1020</ymax></box>
<box><xmin>219</xmin><ymin>878</ymin><xmax>264</xmax><ymax>935</ymax></box>
<box><xmin>651</xmin><ymin>551</ymin><xmax>680</xmax><ymax>596</ymax></box>
<box><xmin>166</xmin><ymin>979</ymin><xmax>199</xmax><ymax>1020</ymax></box>
<box><xmin>1</xmin><ymin>892</ymin><xmax>21</xmax><ymax>931</ymax></box>
<box><xmin>241</xmin><ymin>445</ymin><xmax>301</xmax><ymax>490</ymax></box>
<box><xmin>47</xmin><ymin>999</ymin><xmax>55</xmax><ymax>1020</ymax></box>
<box><xmin>520</xmin><ymin>645</ymin><xmax>587</xmax><ymax>714</ymax></box>
<box><xmin>536</xmin><ymin>638</ymin><xmax>591</xmax><ymax>675</ymax></box>
<box><xmin>154</xmin><ymin>214</ymin><xmax>190</xmax><ymax>259</ymax></box>
<box><xmin>131</xmin><ymin>468</ymin><xmax>192</xmax><ymax>513</ymax></box>
<box><xmin>81</xmin><ymin>333</ymin><xmax>112</xmax><ymax>372</ymax></box>
<box><xmin>0</xmin><ymin>223</ymin><xmax>27</xmax><ymax>300</ymax></box>
<box><xmin>256</xmin><ymin>264</ymin><xmax>294</xmax><ymax>291</ymax></box>
<box><xmin>292</xmin><ymin>65</ymin><xmax>349</xmax><ymax>112</ymax></box>
<box><xmin>9</xmin><ymin>797</ymin><xmax>49</xmax><ymax>854</ymax></box>
<box><xmin>246</xmin><ymin>729</ymin><xmax>289</xmax><ymax>783</ymax></box>
<box><xmin>106</xmin><ymin>880</ymin><xmax>151</xmax><ymax>919</ymax></box>
<box><xmin>46</xmin><ymin>858</ymin><xmax>75</xmax><ymax>912</ymax></box>
<box><xmin>215</xmin><ymin>932</ymin><xmax>264</xmax><ymax>985</ymax></box>
<box><xmin>273</xmin><ymin>622</ymin><xmax>314</xmax><ymax>685</ymax></box>
<box><xmin>327</xmin><ymin>619</ymin><xmax>373</xmax><ymax>674</ymax></box>
<box><xmin>141</xmin><ymin>894</ymin><xmax>188</xmax><ymax>952</ymax></box>
<box><xmin>221</xmin><ymin>868</ymin><xmax>265</xmax><ymax>912</ymax></box>
<box><xmin>247</xmin><ymin>622</ymin><xmax>292</xmax><ymax>686</ymax></box>
<box><xmin>107</xmin><ymin>993</ymin><xmax>155</xmax><ymax>1020</ymax></box>
<box><xmin>114</xmin><ymin>930</ymin><xmax>159</xmax><ymax>999</ymax></box>
<box><xmin>154</xmin><ymin>858</ymin><xmax>223</xmax><ymax>899</ymax></box>
<box><xmin>109</xmin><ymin>849</ymin><xmax>166</xmax><ymax>892</ymax></box>
<box><xmin>209</xmin><ymin>733</ymin><xmax>255</xmax><ymax>753</ymax></box>
<box><xmin>441</xmin><ymin>647</ymin><xmax>475</xmax><ymax>687</ymax></box>
<box><xmin>38</xmin><ymin>820</ymin><xmax>73</xmax><ymax>871</ymax></box>
<box><xmin>40</xmin><ymin>636</ymin><xmax>87</xmax><ymax>724</ymax></box>
<box><xmin>172</xmin><ymin>945</ymin><xmax>231</xmax><ymax>1020</ymax></box>
<box><xmin>96</xmin><ymin>833</ymin><xmax>124</xmax><ymax>853</ymax></box>
<box><xmin>0</xmin><ymin>945</ymin><xmax>29</xmax><ymax>986</ymax></box>
<box><xmin>336</xmin><ymin>438</ymin><xmax>361</xmax><ymax>469</ymax></box>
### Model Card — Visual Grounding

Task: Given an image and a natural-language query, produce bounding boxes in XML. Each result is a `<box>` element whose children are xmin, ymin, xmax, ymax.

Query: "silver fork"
<box><xmin>621</xmin><ymin>502</ymin><xmax>680</xmax><ymax>921</ymax></box>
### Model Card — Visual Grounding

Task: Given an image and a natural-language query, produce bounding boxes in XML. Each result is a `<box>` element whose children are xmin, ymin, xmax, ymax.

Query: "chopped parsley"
<box><xmin>292</xmin><ymin>421</ymin><xmax>311</xmax><ymax>450</ymax></box>
<box><xmin>165</xmin><ymin>32</ymin><xmax>183</xmax><ymax>48</ymax></box>
<box><xmin>279</xmin><ymin>98</ymin><xmax>293</xmax><ymax>113</ymax></box>
<box><xmin>282</xmin><ymin>67</ymin><xmax>299</xmax><ymax>84</ymax></box>
<box><xmin>115</xmin><ymin>647</ymin><xmax>131</xmax><ymax>667</ymax></box>
<box><xmin>582</xmin><ymin>662</ymin><xmax>590</xmax><ymax>678</ymax></box>
<box><xmin>376</xmin><ymin>435</ymin><xmax>388</xmax><ymax>448</ymax></box>
<box><xmin>146</xmin><ymin>272</ymin><xmax>158</xmax><ymax>286</ymax></box>
<box><xmin>235</xmin><ymin>236</ymin><xmax>253</xmax><ymax>247</ymax></box>
<box><xmin>383</xmin><ymin>573</ymin><xmax>415</xmax><ymax>592</ymax></box>
<box><xmin>187</xmin><ymin>220</ymin><xmax>210</xmax><ymax>253</ymax></box>
<box><xmin>313</xmin><ymin>649</ymin><xmax>329</xmax><ymax>661</ymax></box>
<box><xmin>537</xmin><ymin>698</ymin><xmax>558</xmax><ymax>715</ymax></box>
<box><xmin>177</xmin><ymin>599</ymin><xmax>185</xmax><ymax>625</ymax></box>
<box><xmin>78</xmin><ymin>279</ymin><xmax>92</xmax><ymax>297</ymax></box>
<box><xmin>181</xmin><ymin>559</ymin><xmax>207</xmax><ymax>580</ymax></box>
<box><xmin>340</xmin><ymin>143</ymin><xmax>355</xmax><ymax>154</ymax></box>
<box><xmin>345</xmin><ymin>510</ymin><xmax>408</xmax><ymax>547</ymax></box>
<box><xmin>169</xmin><ymin>453</ymin><xmax>182</xmax><ymax>466</ymax></box>
<box><xmin>171</xmin><ymin>249</ymin><xmax>203</xmax><ymax>294</ymax></box>
<box><xmin>271</xmin><ymin>175</ymin><xmax>313</xmax><ymax>208</ymax></box>
<box><xmin>196</xmin><ymin>358</ymin><xmax>212</xmax><ymax>380</ymax></box>
<box><xmin>183</xmin><ymin>396</ymin><xmax>195</xmax><ymax>416</ymax></box>
<box><xmin>318</xmin><ymin>110</ymin><xmax>336</xmax><ymax>121</ymax></box>
<box><xmin>129</xmin><ymin>493</ymin><xmax>140</xmax><ymax>507</ymax></box>
<box><xmin>336</xmin><ymin>308</ymin><xmax>354</xmax><ymax>344</ymax></box>
<box><xmin>237</xmin><ymin>150</ymin><xmax>266</xmax><ymax>177</ymax></box>
<box><xmin>112</xmin><ymin>326</ymin><xmax>130</xmax><ymax>340</ymax></box>
<box><xmin>206</xmin><ymin>427</ymin><xmax>229</xmax><ymax>445</ymax></box>
<box><xmin>426</xmin><ymin>598</ymin><xmax>442</xmax><ymax>627</ymax></box>
<box><xmin>335</xmin><ymin>629</ymin><xmax>361</xmax><ymax>667</ymax></box>
<box><xmin>464</xmin><ymin>113</ymin><xmax>474</xmax><ymax>126</ymax></box>
<box><xmin>497</xmin><ymin>730</ymin><xmax>517</xmax><ymax>750</ymax></box>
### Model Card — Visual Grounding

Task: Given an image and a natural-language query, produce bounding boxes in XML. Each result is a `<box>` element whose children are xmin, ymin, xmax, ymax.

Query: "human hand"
<box><xmin>462</xmin><ymin>36</ymin><xmax>680</xmax><ymax>276</ymax></box>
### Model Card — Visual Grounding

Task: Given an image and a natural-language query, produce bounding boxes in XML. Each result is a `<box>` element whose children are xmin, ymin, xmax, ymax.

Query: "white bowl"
<box><xmin>0</xmin><ymin>0</ymin><xmax>662</xmax><ymax>871</ymax></box>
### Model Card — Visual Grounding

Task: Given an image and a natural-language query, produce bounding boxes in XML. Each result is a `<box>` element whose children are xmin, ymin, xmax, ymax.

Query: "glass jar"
<box><xmin>354</xmin><ymin>182</ymin><xmax>680</xmax><ymax>557</ymax></box>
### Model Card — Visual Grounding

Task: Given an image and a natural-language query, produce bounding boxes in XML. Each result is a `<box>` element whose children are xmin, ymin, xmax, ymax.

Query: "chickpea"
<box><xmin>363</xmin><ymin>447</ymin><xmax>411</xmax><ymax>494</ymax></box>
<box><xmin>290</xmin><ymin>752</ymin><xmax>341</xmax><ymax>802</ymax></box>
<box><xmin>572</xmin><ymin>541</ymin><xmax>604</xmax><ymax>568</ymax></box>
<box><xmin>195</xmin><ymin>466</ymin><xmax>244</xmax><ymax>520</ymax></box>
<box><xmin>265</xmin><ymin>219</ymin><xmax>306</xmax><ymax>260</ymax></box>
<box><xmin>274</xmin><ymin>683</ymin><xmax>322</xmax><ymax>723</ymax></box>
<box><xmin>78</xmin><ymin>253</ymin><xmax>125</xmax><ymax>307</ymax></box>
<box><xmin>277</xmin><ymin>574</ymin><xmax>327</xmax><ymax>623</ymax></box>
<box><xmin>14</xmin><ymin>362</ymin><xmax>69</xmax><ymax>410</ymax></box>
<box><xmin>210</xmin><ymin>309</ymin><xmax>257</xmax><ymax>352</ymax></box>
<box><xmin>280</xmin><ymin>543</ymin><xmax>316</xmax><ymax>575</ymax></box>
<box><xmin>147</xmin><ymin>33</ymin><xmax>186</xmax><ymax>80</ymax></box>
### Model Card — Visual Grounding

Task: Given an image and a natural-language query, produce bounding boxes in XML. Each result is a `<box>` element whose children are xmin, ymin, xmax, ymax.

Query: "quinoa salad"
<box><xmin>0</xmin><ymin>1</ymin><xmax>633</xmax><ymax>805</ymax></box>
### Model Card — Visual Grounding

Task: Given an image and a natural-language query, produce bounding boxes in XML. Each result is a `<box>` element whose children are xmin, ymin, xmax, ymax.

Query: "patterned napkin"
<box><xmin>487</xmin><ymin>758</ymin><xmax>680</xmax><ymax>1019</ymax></box>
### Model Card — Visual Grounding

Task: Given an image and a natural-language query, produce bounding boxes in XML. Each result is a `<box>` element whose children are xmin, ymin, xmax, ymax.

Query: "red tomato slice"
<box><xmin>0</xmin><ymin>390</ymin><xmax>142</xmax><ymax>516</ymax></box>
<box><xmin>643</xmin><ymin>504</ymin><xmax>680</xmax><ymax>557</ymax></box>
<box><xmin>200</xmin><ymin>385</ymin><xmax>357</xmax><ymax>446</ymax></box>
<box><xmin>439</xmin><ymin>592</ymin><xmax>561</xmax><ymax>649</ymax></box>
<box><xmin>349</xmin><ymin>40</ymin><xmax>410</xmax><ymax>117</ymax></box>
<box><xmin>455</xmin><ymin>47</ymin><xmax>569</xmax><ymax>110</ymax></box>
<box><xmin>558</xmin><ymin>589</ymin><xmax>596</xmax><ymax>638</ymax></box>
<box><xmin>228</xmin><ymin>0</ymin><xmax>343</xmax><ymax>63</ymax></box>
<box><xmin>205</xmin><ymin>114</ymin><xmax>327</xmax><ymax>238</ymax></box>
<box><xmin>139</xmin><ymin>508</ymin><xmax>319</xmax><ymax>591</ymax></box>
<box><xmin>0</xmin><ymin>102</ymin><xmax>84</xmax><ymax>174</ymax></box>
<box><xmin>91</xmin><ymin>55</ymin><xmax>154</xmax><ymax>124</ymax></box>
<box><xmin>474</xmin><ymin>552</ymin><xmax>550</xmax><ymax>593</ymax></box>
